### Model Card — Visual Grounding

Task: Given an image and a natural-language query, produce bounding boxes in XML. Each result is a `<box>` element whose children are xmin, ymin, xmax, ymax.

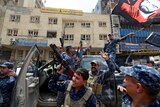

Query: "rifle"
<box><xmin>50</xmin><ymin>44</ymin><xmax>74</xmax><ymax>77</ymax></box>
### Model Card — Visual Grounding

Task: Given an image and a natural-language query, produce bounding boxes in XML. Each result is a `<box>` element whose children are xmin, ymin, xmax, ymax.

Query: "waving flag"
<box><xmin>112</xmin><ymin>0</ymin><xmax>160</xmax><ymax>26</ymax></box>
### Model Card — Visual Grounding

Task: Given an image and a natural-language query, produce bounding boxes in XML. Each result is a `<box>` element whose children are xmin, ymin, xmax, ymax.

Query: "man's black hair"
<box><xmin>147</xmin><ymin>60</ymin><xmax>155</xmax><ymax>66</ymax></box>
<box><xmin>76</xmin><ymin>68</ymin><xmax>89</xmax><ymax>80</ymax></box>
<box><xmin>66</xmin><ymin>45</ymin><xmax>72</xmax><ymax>52</ymax></box>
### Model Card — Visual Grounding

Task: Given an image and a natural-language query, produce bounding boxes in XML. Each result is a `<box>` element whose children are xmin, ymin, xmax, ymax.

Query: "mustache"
<box><xmin>91</xmin><ymin>67</ymin><xmax>96</xmax><ymax>69</ymax></box>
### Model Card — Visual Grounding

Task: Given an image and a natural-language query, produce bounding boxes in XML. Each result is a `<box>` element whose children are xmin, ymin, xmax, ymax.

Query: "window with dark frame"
<box><xmin>7</xmin><ymin>29</ymin><xmax>18</xmax><ymax>36</ymax></box>
<box><xmin>30</xmin><ymin>16</ymin><xmax>40</xmax><ymax>23</ymax></box>
<box><xmin>28</xmin><ymin>30</ymin><xmax>38</xmax><ymax>37</ymax></box>
<box><xmin>65</xmin><ymin>23</ymin><xmax>74</xmax><ymax>28</ymax></box>
<box><xmin>48</xmin><ymin>18</ymin><xmax>58</xmax><ymax>24</ymax></box>
<box><xmin>81</xmin><ymin>22</ymin><xmax>91</xmax><ymax>28</ymax></box>
<box><xmin>47</xmin><ymin>31</ymin><xmax>57</xmax><ymax>38</ymax></box>
<box><xmin>10</xmin><ymin>15</ymin><xmax>20</xmax><ymax>22</ymax></box>
<box><xmin>64</xmin><ymin>34</ymin><xmax>74</xmax><ymax>40</ymax></box>
<box><xmin>99</xmin><ymin>21</ymin><xmax>107</xmax><ymax>27</ymax></box>
<box><xmin>81</xmin><ymin>34</ymin><xmax>91</xmax><ymax>40</ymax></box>
<box><xmin>99</xmin><ymin>34</ymin><xmax>107</xmax><ymax>40</ymax></box>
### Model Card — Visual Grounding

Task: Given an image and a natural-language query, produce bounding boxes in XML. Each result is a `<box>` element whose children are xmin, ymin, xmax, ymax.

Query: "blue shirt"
<box><xmin>0</xmin><ymin>76</ymin><xmax>15</xmax><ymax>104</ymax></box>
<box><xmin>92</xmin><ymin>59</ymin><xmax>116</xmax><ymax>84</ymax></box>
<box><xmin>59</xmin><ymin>52</ymin><xmax>77</xmax><ymax>81</ymax></box>
<box><xmin>76</xmin><ymin>48</ymin><xmax>88</xmax><ymax>60</ymax></box>
<box><xmin>122</xmin><ymin>94</ymin><xmax>160</xmax><ymax>107</ymax></box>
<box><xmin>103</xmin><ymin>35</ymin><xmax>129</xmax><ymax>54</ymax></box>
<box><xmin>48</xmin><ymin>75</ymin><xmax>97</xmax><ymax>107</ymax></box>
<box><xmin>61</xmin><ymin>52</ymin><xmax>77</xmax><ymax>70</ymax></box>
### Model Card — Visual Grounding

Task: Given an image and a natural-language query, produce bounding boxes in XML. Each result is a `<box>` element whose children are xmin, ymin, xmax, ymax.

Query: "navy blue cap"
<box><xmin>120</xmin><ymin>64</ymin><xmax>160</xmax><ymax>91</ymax></box>
<box><xmin>0</xmin><ymin>62</ymin><xmax>14</xmax><ymax>69</ymax></box>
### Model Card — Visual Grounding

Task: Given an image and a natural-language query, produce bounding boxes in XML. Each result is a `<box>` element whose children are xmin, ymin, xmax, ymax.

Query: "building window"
<box><xmin>81</xmin><ymin>34</ymin><xmax>91</xmax><ymax>40</ymax></box>
<box><xmin>99</xmin><ymin>21</ymin><xmax>107</xmax><ymax>27</ymax></box>
<box><xmin>47</xmin><ymin>31</ymin><xmax>57</xmax><ymax>38</ymax></box>
<box><xmin>28</xmin><ymin>30</ymin><xmax>38</xmax><ymax>37</ymax></box>
<box><xmin>65</xmin><ymin>23</ymin><xmax>74</xmax><ymax>28</ymax></box>
<box><xmin>48</xmin><ymin>18</ymin><xmax>57</xmax><ymax>24</ymax></box>
<box><xmin>7</xmin><ymin>29</ymin><xmax>18</xmax><ymax>36</ymax></box>
<box><xmin>64</xmin><ymin>34</ymin><xmax>74</xmax><ymax>40</ymax></box>
<box><xmin>99</xmin><ymin>34</ymin><xmax>107</xmax><ymax>40</ymax></box>
<box><xmin>81</xmin><ymin>22</ymin><xmax>91</xmax><ymax>28</ymax></box>
<box><xmin>10</xmin><ymin>15</ymin><xmax>20</xmax><ymax>22</ymax></box>
<box><xmin>30</xmin><ymin>16</ymin><xmax>40</xmax><ymax>23</ymax></box>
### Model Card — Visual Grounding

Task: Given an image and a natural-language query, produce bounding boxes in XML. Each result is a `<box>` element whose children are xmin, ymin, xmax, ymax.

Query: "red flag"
<box><xmin>112</xmin><ymin>0</ymin><xmax>160</xmax><ymax>26</ymax></box>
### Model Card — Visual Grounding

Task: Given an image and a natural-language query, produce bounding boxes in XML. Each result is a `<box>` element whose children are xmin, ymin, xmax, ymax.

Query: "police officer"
<box><xmin>117</xmin><ymin>60</ymin><xmax>156</xmax><ymax>94</ymax></box>
<box><xmin>76</xmin><ymin>41</ymin><xmax>91</xmax><ymax>60</ymax></box>
<box><xmin>120</xmin><ymin>64</ymin><xmax>160</xmax><ymax>107</ymax></box>
<box><xmin>56</xmin><ymin>45</ymin><xmax>79</xmax><ymax>107</ymax></box>
<box><xmin>146</xmin><ymin>60</ymin><xmax>155</xmax><ymax>67</ymax></box>
<box><xmin>103</xmin><ymin>33</ymin><xmax>134</xmax><ymax>62</ymax></box>
<box><xmin>48</xmin><ymin>67</ymin><xmax>97</xmax><ymax>107</ymax></box>
<box><xmin>87</xmin><ymin>51</ymin><xmax>116</xmax><ymax>107</ymax></box>
<box><xmin>0</xmin><ymin>62</ymin><xmax>16</xmax><ymax>107</ymax></box>
<box><xmin>61</xmin><ymin>45</ymin><xmax>79</xmax><ymax>73</ymax></box>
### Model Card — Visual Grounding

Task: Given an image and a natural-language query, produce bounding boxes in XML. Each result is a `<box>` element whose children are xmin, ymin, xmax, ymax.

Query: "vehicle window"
<box><xmin>15</xmin><ymin>48</ymin><xmax>40</xmax><ymax>76</ymax></box>
<box><xmin>26</xmin><ymin>51</ymin><xmax>39</xmax><ymax>76</ymax></box>
<box><xmin>80</xmin><ymin>56</ymin><xmax>108</xmax><ymax>71</ymax></box>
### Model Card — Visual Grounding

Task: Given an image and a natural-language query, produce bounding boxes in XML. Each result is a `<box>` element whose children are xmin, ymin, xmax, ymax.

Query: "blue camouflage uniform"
<box><xmin>95</xmin><ymin>59</ymin><xmax>116</xmax><ymax>84</ymax></box>
<box><xmin>59</xmin><ymin>52</ymin><xmax>77</xmax><ymax>81</ymax></box>
<box><xmin>0</xmin><ymin>76</ymin><xmax>16</xmax><ymax>107</ymax></box>
<box><xmin>89</xmin><ymin>59</ymin><xmax>116</xmax><ymax>106</ymax></box>
<box><xmin>103</xmin><ymin>34</ymin><xmax>129</xmax><ymax>62</ymax></box>
<box><xmin>120</xmin><ymin>64</ymin><xmax>160</xmax><ymax>107</ymax></box>
<box><xmin>61</xmin><ymin>52</ymin><xmax>77</xmax><ymax>71</ymax></box>
<box><xmin>122</xmin><ymin>94</ymin><xmax>160</xmax><ymax>107</ymax></box>
<box><xmin>48</xmin><ymin>73</ymin><xmax>97</xmax><ymax>107</ymax></box>
<box><xmin>55</xmin><ymin>51</ymin><xmax>78</xmax><ymax>107</ymax></box>
<box><xmin>76</xmin><ymin>48</ymin><xmax>88</xmax><ymax>60</ymax></box>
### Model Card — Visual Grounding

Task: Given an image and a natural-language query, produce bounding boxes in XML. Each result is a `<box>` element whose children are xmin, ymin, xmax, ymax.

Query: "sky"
<box><xmin>43</xmin><ymin>0</ymin><xmax>98</xmax><ymax>13</ymax></box>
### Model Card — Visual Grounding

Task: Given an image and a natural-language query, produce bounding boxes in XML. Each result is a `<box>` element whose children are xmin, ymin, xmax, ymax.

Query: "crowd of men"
<box><xmin>0</xmin><ymin>33</ymin><xmax>160</xmax><ymax>107</ymax></box>
<box><xmin>48</xmin><ymin>33</ymin><xmax>160</xmax><ymax>107</ymax></box>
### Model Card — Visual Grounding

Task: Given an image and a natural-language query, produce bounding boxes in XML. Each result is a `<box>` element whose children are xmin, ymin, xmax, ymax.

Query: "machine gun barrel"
<box><xmin>50</xmin><ymin>44</ymin><xmax>74</xmax><ymax>77</ymax></box>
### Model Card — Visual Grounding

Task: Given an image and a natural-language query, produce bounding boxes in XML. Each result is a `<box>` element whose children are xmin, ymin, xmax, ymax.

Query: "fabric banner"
<box><xmin>112</xmin><ymin>0</ymin><xmax>160</xmax><ymax>26</ymax></box>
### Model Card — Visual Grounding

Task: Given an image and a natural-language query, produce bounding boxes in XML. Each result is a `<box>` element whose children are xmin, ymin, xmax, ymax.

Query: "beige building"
<box><xmin>0</xmin><ymin>0</ymin><xmax>44</xmax><ymax>8</ymax></box>
<box><xmin>0</xmin><ymin>6</ymin><xmax>111</xmax><ymax>62</ymax></box>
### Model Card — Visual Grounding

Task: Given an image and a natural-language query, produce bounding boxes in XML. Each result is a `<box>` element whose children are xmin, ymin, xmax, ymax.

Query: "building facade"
<box><xmin>0</xmin><ymin>0</ymin><xmax>44</xmax><ymax>8</ymax></box>
<box><xmin>0</xmin><ymin>6</ymin><xmax>111</xmax><ymax>63</ymax></box>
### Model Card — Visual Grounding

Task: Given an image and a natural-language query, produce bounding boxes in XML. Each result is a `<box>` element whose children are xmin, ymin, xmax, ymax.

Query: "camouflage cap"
<box><xmin>90</xmin><ymin>60</ymin><xmax>99</xmax><ymax>65</ymax></box>
<box><xmin>0</xmin><ymin>62</ymin><xmax>14</xmax><ymax>69</ymax></box>
<box><xmin>120</xmin><ymin>64</ymin><xmax>160</xmax><ymax>91</ymax></box>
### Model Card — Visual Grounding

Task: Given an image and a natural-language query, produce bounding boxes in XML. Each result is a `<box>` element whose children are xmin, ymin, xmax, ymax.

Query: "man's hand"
<box><xmin>56</xmin><ymin>64</ymin><xmax>64</xmax><ymax>74</ymax></box>
<box><xmin>75</xmin><ymin>57</ymin><xmax>80</xmax><ymax>64</ymax></box>
<box><xmin>117</xmin><ymin>85</ymin><xmax>127</xmax><ymax>94</ymax></box>
<box><xmin>8</xmin><ymin>71</ymin><xmax>17</xmax><ymax>77</ymax></box>
<box><xmin>127</xmin><ymin>32</ymin><xmax>134</xmax><ymax>36</ymax></box>
<box><xmin>99</xmin><ymin>51</ymin><xmax>109</xmax><ymax>61</ymax></box>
